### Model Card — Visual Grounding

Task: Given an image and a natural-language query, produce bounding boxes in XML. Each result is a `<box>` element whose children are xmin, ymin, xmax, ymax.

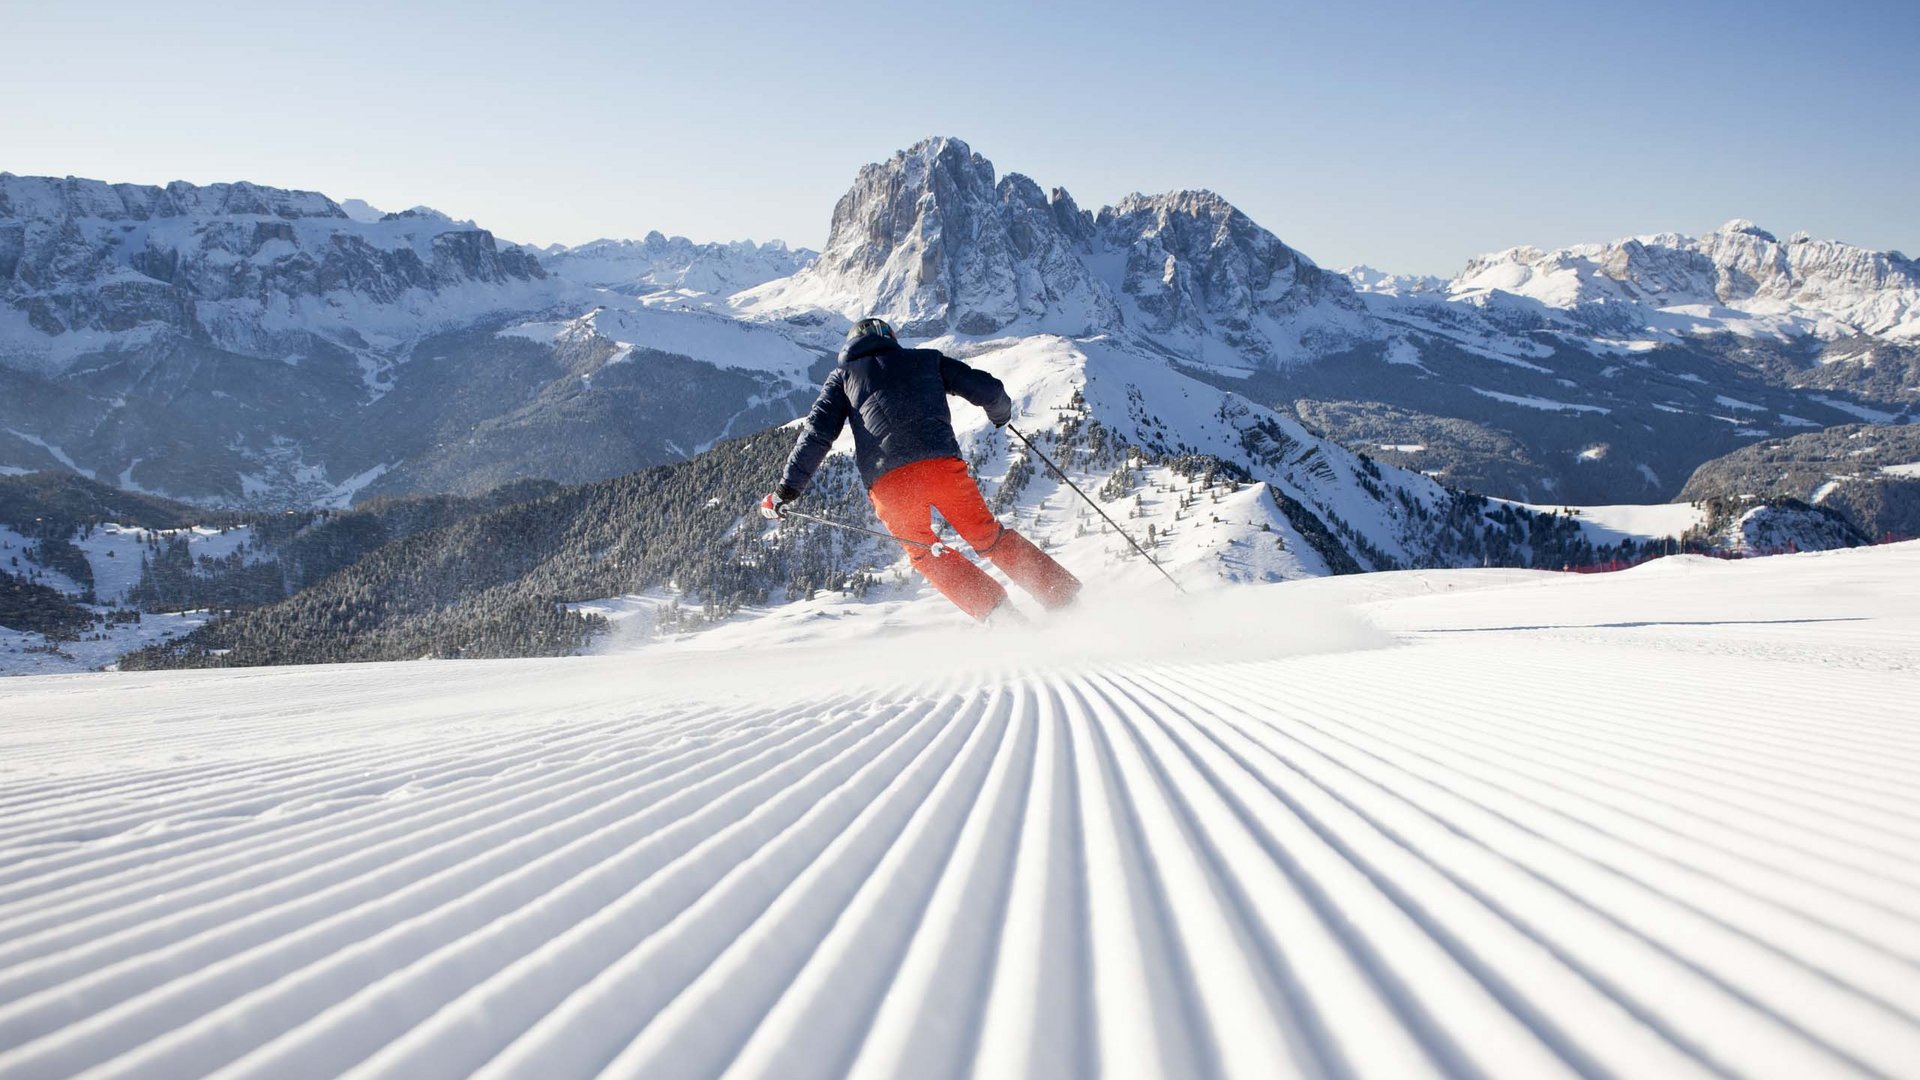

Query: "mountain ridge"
<box><xmin>724</xmin><ymin>137</ymin><xmax>1913</xmax><ymax>504</ymax></box>
<box><xmin>1445</xmin><ymin>217</ymin><xmax>1920</xmax><ymax>342</ymax></box>
<box><xmin>0</xmin><ymin>172</ymin><xmax>549</xmax><ymax>378</ymax></box>
<box><xmin>3</xmin><ymin>141</ymin><xmax>1916</xmax><ymax>514</ymax></box>
<box><xmin>733</xmin><ymin>136</ymin><xmax>1370</xmax><ymax>369</ymax></box>
<box><xmin>535</xmin><ymin>233</ymin><xmax>814</xmax><ymax>298</ymax></box>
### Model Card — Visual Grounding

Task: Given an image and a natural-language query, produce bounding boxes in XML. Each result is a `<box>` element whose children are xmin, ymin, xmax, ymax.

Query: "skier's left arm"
<box><xmin>777</xmin><ymin>369</ymin><xmax>851</xmax><ymax>499</ymax></box>
<box><xmin>939</xmin><ymin>355</ymin><xmax>1013</xmax><ymax>427</ymax></box>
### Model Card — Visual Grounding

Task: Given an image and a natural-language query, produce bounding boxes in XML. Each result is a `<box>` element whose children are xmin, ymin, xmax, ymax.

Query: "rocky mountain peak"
<box><xmin>338</xmin><ymin>198</ymin><xmax>386</xmax><ymax>223</ymax></box>
<box><xmin>385</xmin><ymin>206</ymin><xmax>458</xmax><ymax>224</ymax></box>
<box><xmin>1045</xmin><ymin>185</ymin><xmax>1096</xmax><ymax>245</ymax></box>
<box><xmin>747</xmin><ymin>136</ymin><xmax>1113</xmax><ymax>336</ymax></box>
<box><xmin>739</xmin><ymin>138</ymin><xmax>1368</xmax><ymax>365</ymax></box>
<box><xmin>1717</xmin><ymin>218</ymin><xmax>1778</xmax><ymax>242</ymax></box>
<box><xmin>1103</xmin><ymin>188</ymin><xmax>1232</xmax><ymax>222</ymax></box>
<box><xmin>1092</xmin><ymin>188</ymin><xmax>1363</xmax><ymax>364</ymax></box>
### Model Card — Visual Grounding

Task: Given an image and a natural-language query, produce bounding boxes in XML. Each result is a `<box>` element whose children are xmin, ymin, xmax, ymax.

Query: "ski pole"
<box><xmin>778</xmin><ymin>508</ymin><xmax>951</xmax><ymax>556</ymax></box>
<box><xmin>1006</xmin><ymin>423</ymin><xmax>1185</xmax><ymax>594</ymax></box>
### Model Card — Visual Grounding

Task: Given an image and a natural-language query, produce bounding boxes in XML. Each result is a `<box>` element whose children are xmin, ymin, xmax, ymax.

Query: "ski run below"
<box><xmin>2</xmin><ymin>544</ymin><xmax>1918</xmax><ymax>1080</ymax></box>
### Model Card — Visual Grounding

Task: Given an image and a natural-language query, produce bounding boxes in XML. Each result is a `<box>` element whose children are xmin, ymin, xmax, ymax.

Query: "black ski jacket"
<box><xmin>780</xmin><ymin>337</ymin><xmax>1012</xmax><ymax>494</ymax></box>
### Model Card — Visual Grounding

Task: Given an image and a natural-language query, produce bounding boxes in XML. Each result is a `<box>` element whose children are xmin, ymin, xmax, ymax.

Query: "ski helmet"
<box><xmin>844</xmin><ymin>317</ymin><xmax>898</xmax><ymax>353</ymax></box>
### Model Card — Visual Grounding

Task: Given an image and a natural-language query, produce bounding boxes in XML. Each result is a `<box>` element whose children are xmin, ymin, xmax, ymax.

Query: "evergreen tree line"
<box><xmin>1678</xmin><ymin>423</ymin><xmax>1920</xmax><ymax>542</ymax></box>
<box><xmin>0</xmin><ymin>472</ymin><xmax>217</xmax><ymax>538</ymax></box>
<box><xmin>119</xmin><ymin>478</ymin><xmax>564</xmax><ymax>614</ymax></box>
<box><xmin>1</xmin><ymin>470</ymin><xmax>566</xmax><ymax>645</ymax></box>
<box><xmin>1681</xmin><ymin>494</ymin><xmax>1870</xmax><ymax>553</ymax></box>
<box><xmin>120</xmin><ymin>429</ymin><xmax>892</xmax><ymax>669</ymax></box>
<box><xmin>0</xmin><ymin>569</ymin><xmax>95</xmax><ymax>640</ymax></box>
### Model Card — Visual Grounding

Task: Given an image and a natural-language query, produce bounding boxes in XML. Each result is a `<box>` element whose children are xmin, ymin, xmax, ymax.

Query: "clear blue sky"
<box><xmin>4</xmin><ymin>0</ymin><xmax>1915</xmax><ymax>275</ymax></box>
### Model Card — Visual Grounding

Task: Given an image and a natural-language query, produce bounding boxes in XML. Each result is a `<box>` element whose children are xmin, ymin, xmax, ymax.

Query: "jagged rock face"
<box><xmin>1451</xmin><ymin>219</ymin><xmax>1920</xmax><ymax>339</ymax></box>
<box><xmin>742</xmin><ymin>138</ymin><xmax>1361</xmax><ymax>364</ymax></box>
<box><xmin>0</xmin><ymin>173</ymin><xmax>547</xmax><ymax>373</ymax></box>
<box><xmin>1096</xmin><ymin>191</ymin><xmax>1361</xmax><ymax>362</ymax></box>
<box><xmin>786</xmin><ymin>137</ymin><xmax>1113</xmax><ymax>336</ymax></box>
<box><xmin>810</xmin><ymin>138</ymin><xmax>995</xmax><ymax>332</ymax></box>
<box><xmin>538</xmin><ymin>232</ymin><xmax>812</xmax><ymax>297</ymax></box>
<box><xmin>1709</xmin><ymin>226</ymin><xmax>1920</xmax><ymax>334</ymax></box>
<box><xmin>1103</xmin><ymin>192</ymin><xmax>1290</xmax><ymax>329</ymax></box>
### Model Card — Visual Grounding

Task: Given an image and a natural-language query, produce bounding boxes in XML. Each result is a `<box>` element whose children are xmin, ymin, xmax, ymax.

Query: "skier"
<box><xmin>762</xmin><ymin>317</ymin><xmax>1081</xmax><ymax>622</ymax></box>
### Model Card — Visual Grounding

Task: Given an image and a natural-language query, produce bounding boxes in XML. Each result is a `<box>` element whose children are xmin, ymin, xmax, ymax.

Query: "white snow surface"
<box><xmin>2</xmin><ymin>542</ymin><xmax>1917</xmax><ymax>1079</ymax></box>
<box><xmin>0</xmin><ymin>610</ymin><xmax>211</xmax><ymax>678</ymax></box>
<box><xmin>1809</xmin><ymin>397</ymin><xmax>1903</xmax><ymax>425</ymax></box>
<box><xmin>1470</xmin><ymin>389</ymin><xmax>1612</xmax><ymax>414</ymax></box>
<box><xmin>1496</xmin><ymin>500</ymin><xmax>1707</xmax><ymax>545</ymax></box>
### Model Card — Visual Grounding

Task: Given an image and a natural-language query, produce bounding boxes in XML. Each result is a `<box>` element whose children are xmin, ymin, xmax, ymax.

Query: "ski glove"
<box><xmin>760</xmin><ymin>486</ymin><xmax>800</xmax><ymax>520</ymax></box>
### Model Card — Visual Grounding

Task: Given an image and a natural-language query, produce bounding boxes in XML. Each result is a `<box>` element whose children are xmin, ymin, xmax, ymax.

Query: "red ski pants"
<box><xmin>868</xmin><ymin>456</ymin><xmax>1081</xmax><ymax>621</ymax></box>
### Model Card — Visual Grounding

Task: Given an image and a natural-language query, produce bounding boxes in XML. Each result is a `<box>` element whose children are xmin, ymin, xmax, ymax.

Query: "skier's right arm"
<box><xmin>778</xmin><ymin>369</ymin><xmax>851</xmax><ymax>497</ymax></box>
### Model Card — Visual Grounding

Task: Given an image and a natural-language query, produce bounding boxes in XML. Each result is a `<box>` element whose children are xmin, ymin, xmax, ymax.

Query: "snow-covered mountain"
<box><xmin>734</xmin><ymin>137</ymin><xmax>1371</xmax><ymax>370</ymax></box>
<box><xmin>0</xmin><ymin>174</ymin><xmax>826</xmax><ymax>505</ymax></box>
<box><xmin>9</xmin><ymin>141</ymin><xmax>1904</xmax><ymax>672</ymax></box>
<box><xmin>735</xmin><ymin>138</ymin><xmax>1920</xmax><ymax>371</ymax></box>
<box><xmin>729</xmin><ymin>138</ymin><xmax>1915</xmax><ymax>505</ymax></box>
<box><xmin>1446</xmin><ymin>219</ymin><xmax>1920</xmax><ymax>343</ymax></box>
<box><xmin>336</xmin><ymin>197</ymin><xmax>388</xmax><ymax>223</ymax></box>
<box><xmin>1322</xmin><ymin>220</ymin><xmax>1919</xmax><ymax>500</ymax></box>
<box><xmin>5</xmin><ymin>143</ymin><xmax>1917</xmax><ymax>513</ymax></box>
<box><xmin>1341</xmin><ymin>265</ymin><xmax>1447</xmax><ymax>297</ymax></box>
<box><xmin>0</xmin><ymin>174</ymin><xmax>549</xmax><ymax>382</ymax></box>
<box><xmin>537</xmin><ymin>233</ymin><xmax>813</xmax><ymax>298</ymax></box>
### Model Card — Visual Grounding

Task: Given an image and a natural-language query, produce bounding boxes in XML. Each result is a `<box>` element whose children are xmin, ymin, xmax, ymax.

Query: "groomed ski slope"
<box><xmin>2</xmin><ymin>545</ymin><xmax>1918</xmax><ymax>1080</ymax></box>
